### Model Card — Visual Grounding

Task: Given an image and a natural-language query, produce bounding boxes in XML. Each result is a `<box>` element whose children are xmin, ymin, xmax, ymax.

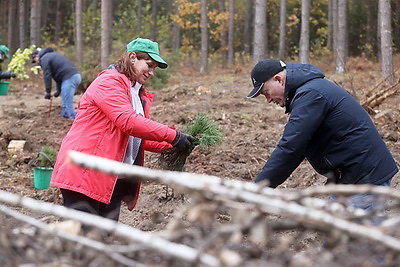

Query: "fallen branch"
<box><xmin>362</xmin><ymin>79</ymin><xmax>400</xmax><ymax>109</ymax></box>
<box><xmin>0</xmin><ymin>190</ymin><xmax>218</xmax><ymax>266</ymax></box>
<box><xmin>0</xmin><ymin>204</ymin><xmax>141</xmax><ymax>266</ymax></box>
<box><xmin>66</xmin><ymin>150</ymin><xmax>400</xmax><ymax>252</ymax></box>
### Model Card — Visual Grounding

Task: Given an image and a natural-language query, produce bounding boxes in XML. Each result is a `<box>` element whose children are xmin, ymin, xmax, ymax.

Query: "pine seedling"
<box><xmin>37</xmin><ymin>146</ymin><xmax>58</xmax><ymax>168</ymax></box>
<box><xmin>158</xmin><ymin>114</ymin><xmax>223</xmax><ymax>172</ymax></box>
<box><xmin>185</xmin><ymin>114</ymin><xmax>223</xmax><ymax>148</ymax></box>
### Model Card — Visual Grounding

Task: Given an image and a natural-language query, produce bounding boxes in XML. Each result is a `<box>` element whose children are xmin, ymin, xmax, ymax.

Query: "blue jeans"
<box><xmin>347</xmin><ymin>179</ymin><xmax>391</xmax><ymax>212</ymax></box>
<box><xmin>331</xmin><ymin>180</ymin><xmax>391</xmax><ymax>264</ymax></box>
<box><xmin>61</xmin><ymin>73</ymin><xmax>81</xmax><ymax>119</ymax></box>
<box><xmin>331</xmin><ymin>179</ymin><xmax>392</xmax><ymax>224</ymax></box>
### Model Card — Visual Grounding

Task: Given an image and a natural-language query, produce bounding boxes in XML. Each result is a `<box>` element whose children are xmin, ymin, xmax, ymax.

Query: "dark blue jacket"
<box><xmin>255</xmin><ymin>63</ymin><xmax>398</xmax><ymax>187</ymax></box>
<box><xmin>39</xmin><ymin>47</ymin><xmax>79</xmax><ymax>94</ymax></box>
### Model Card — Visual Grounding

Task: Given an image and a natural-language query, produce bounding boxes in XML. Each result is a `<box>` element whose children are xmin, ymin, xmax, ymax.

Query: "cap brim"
<box><xmin>148</xmin><ymin>53</ymin><xmax>168</xmax><ymax>69</ymax></box>
<box><xmin>247</xmin><ymin>82</ymin><xmax>264</xmax><ymax>98</ymax></box>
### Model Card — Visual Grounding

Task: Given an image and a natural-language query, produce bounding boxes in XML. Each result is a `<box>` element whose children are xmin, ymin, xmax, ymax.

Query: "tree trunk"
<box><xmin>253</xmin><ymin>0</ymin><xmax>266</xmax><ymax>63</ymax></box>
<box><xmin>217</xmin><ymin>0</ymin><xmax>228</xmax><ymax>63</ymax></box>
<box><xmin>227</xmin><ymin>0</ymin><xmax>234</xmax><ymax>65</ymax></box>
<box><xmin>278</xmin><ymin>0</ymin><xmax>286</xmax><ymax>59</ymax></box>
<box><xmin>8</xmin><ymin>0</ymin><xmax>18</xmax><ymax>53</ymax></box>
<box><xmin>327</xmin><ymin>0</ymin><xmax>333</xmax><ymax>52</ymax></box>
<box><xmin>91</xmin><ymin>0</ymin><xmax>99</xmax><ymax>48</ymax></box>
<box><xmin>335</xmin><ymin>0</ymin><xmax>347</xmax><ymax>74</ymax></box>
<box><xmin>379</xmin><ymin>0</ymin><xmax>394</xmax><ymax>84</ymax></box>
<box><xmin>200</xmin><ymin>0</ymin><xmax>208</xmax><ymax>73</ymax></box>
<box><xmin>30</xmin><ymin>0</ymin><xmax>40</xmax><ymax>46</ymax></box>
<box><xmin>0</xmin><ymin>1</ymin><xmax>6</xmax><ymax>39</ymax></box>
<box><xmin>75</xmin><ymin>0</ymin><xmax>83</xmax><ymax>66</ymax></box>
<box><xmin>299</xmin><ymin>0</ymin><xmax>310</xmax><ymax>64</ymax></box>
<box><xmin>395</xmin><ymin>0</ymin><xmax>400</xmax><ymax>53</ymax></box>
<box><xmin>243</xmin><ymin>0</ymin><xmax>252</xmax><ymax>55</ymax></box>
<box><xmin>151</xmin><ymin>0</ymin><xmax>158</xmax><ymax>41</ymax></box>
<box><xmin>172</xmin><ymin>1</ymin><xmax>181</xmax><ymax>51</ymax></box>
<box><xmin>101</xmin><ymin>0</ymin><xmax>112</xmax><ymax>69</ymax></box>
<box><xmin>54</xmin><ymin>0</ymin><xmax>61</xmax><ymax>44</ymax></box>
<box><xmin>218</xmin><ymin>0</ymin><xmax>228</xmax><ymax>63</ymax></box>
<box><xmin>41</xmin><ymin>0</ymin><xmax>48</xmax><ymax>30</ymax></box>
<box><xmin>18</xmin><ymin>0</ymin><xmax>26</xmax><ymax>49</ymax></box>
<box><xmin>331</xmin><ymin>0</ymin><xmax>338</xmax><ymax>60</ymax></box>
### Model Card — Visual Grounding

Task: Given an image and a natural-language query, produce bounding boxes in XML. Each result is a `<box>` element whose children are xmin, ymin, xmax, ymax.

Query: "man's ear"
<box><xmin>273</xmin><ymin>74</ymin><xmax>281</xmax><ymax>82</ymax></box>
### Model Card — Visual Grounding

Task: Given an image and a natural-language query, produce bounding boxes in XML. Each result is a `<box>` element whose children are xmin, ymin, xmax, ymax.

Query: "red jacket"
<box><xmin>50</xmin><ymin>69</ymin><xmax>176</xmax><ymax>210</ymax></box>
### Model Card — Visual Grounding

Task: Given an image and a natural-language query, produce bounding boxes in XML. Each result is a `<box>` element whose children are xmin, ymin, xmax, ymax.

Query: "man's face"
<box><xmin>260</xmin><ymin>75</ymin><xmax>286</xmax><ymax>107</ymax></box>
<box><xmin>32</xmin><ymin>54</ymin><xmax>39</xmax><ymax>64</ymax></box>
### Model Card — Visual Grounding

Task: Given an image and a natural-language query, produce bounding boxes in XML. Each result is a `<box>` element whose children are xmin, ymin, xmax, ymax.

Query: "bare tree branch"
<box><xmin>66</xmin><ymin>150</ymin><xmax>400</xmax><ymax>252</ymax></box>
<box><xmin>0</xmin><ymin>191</ymin><xmax>218</xmax><ymax>266</ymax></box>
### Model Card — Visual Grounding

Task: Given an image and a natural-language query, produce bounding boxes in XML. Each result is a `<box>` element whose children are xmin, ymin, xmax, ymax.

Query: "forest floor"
<box><xmin>0</xmin><ymin>57</ymin><xmax>399</xmax><ymax>266</ymax></box>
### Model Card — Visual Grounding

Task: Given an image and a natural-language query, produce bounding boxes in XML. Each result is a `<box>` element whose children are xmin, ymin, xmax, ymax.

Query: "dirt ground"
<box><xmin>0</xmin><ymin>59</ymin><xmax>400</xmax><ymax>265</ymax></box>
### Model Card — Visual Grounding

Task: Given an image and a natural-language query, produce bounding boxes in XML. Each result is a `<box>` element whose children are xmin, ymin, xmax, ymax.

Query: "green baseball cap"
<box><xmin>0</xmin><ymin>45</ymin><xmax>10</xmax><ymax>58</ymax></box>
<box><xmin>126</xmin><ymin>38</ymin><xmax>168</xmax><ymax>69</ymax></box>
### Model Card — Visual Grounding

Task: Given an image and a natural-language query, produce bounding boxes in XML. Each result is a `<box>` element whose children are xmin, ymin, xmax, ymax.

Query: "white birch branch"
<box><xmin>67</xmin><ymin>150</ymin><xmax>400</xmax><ymax>252</ymax></box>
<box><xmin>0</xmin><ymin>204</ymin><xmax>141</xmax><ymax>266</ymax></box>
<box><xmin>0</xmin><ymin>191</ymin><xmax>218</xmax><ymax>266</ymax></box>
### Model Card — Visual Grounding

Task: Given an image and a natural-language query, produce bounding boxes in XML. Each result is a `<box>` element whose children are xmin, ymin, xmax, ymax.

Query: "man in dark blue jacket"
<box><xmin>32</xmin><ymin>47</ymin><xmax>81</xmax><ymax>119</ymax></box>
<box><xmin>247</xmin><ymin>59</ymin><xmax>398</xmax><ymax>194</ymax></box>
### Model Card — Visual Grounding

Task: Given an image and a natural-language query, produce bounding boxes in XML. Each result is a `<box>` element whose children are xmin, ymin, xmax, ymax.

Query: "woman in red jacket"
<box><xmin>50</xmin><ymin>38</ymin><xmax>194</xmax><ymax>221</ymax></box>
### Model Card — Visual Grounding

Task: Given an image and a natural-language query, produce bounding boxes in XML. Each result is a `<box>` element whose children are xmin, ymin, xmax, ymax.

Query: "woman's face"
<box><xmin>132</xmin><ymin>58</ymin><xmax>158</xmax><ymax>85</ymax></box>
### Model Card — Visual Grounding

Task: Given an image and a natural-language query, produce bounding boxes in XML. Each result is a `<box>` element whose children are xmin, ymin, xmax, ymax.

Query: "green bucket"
<box><xmin>0</xmin><ymin>81</ymin><xmax>10</xmax><ymax>95</ymax></box>
<box><xmin>33</xmin><ymin>167</ymin><xmax>53</xmax><ymax>190</ymax></box>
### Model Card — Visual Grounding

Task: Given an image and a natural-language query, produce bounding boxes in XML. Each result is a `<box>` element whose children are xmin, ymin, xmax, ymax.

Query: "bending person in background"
<box><xmin>246</xmin><ymin>59</ymin><xmax>398</xmax><ymax>211</ymax></box>
<box><xmin>0</xmin><ymin>45</ymin><xmax>16</xmax><ymax>79</ymax></box>
<box><xmin>50</xmin><ymin>38</ymin><xmax>195</xmax><ymax>221</ymax></box>
<box><xmin>31</xmin><ymin>47</ymin><xmax>81</xmax><ymax>119</ymax></box>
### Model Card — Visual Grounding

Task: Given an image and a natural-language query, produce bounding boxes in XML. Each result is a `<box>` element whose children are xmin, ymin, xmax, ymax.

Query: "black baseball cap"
<box><xmin>247</xmin><ymin>59</ymin><xmax>286</xmax><ymax>98</ymax></box>
<box><xmin>31</xmin><ymin>50</ymin><xmax>39</xmax><ymax>63</ymax></box>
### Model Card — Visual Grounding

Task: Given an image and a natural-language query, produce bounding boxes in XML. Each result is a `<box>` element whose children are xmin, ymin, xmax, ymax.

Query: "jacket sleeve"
<box><xmin>40</xmin><ymin>58</ymin><xmax>53</xmax><ymax>94</ymax></box>
<box><xmin>0</xmin><ymin>71</ymin><xmax>13</xmax><ymax>79</ymax></box>
<box><xmin>91</xmin><ymin>73</ymin><xmax>176</xmax><ymax>143</ymax></box>
<box><xmin>255</xmin><ymin>89</ymin><xmax>330</xmax><ymax>187</ymax></box>
<box><xmin>143</xmin><ymin>140</ymin><xmax>172</xmax><ymax>153</ymax></box>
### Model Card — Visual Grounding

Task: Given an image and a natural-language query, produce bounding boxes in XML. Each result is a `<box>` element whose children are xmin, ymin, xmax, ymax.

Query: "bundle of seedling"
<box><xmin>36</xmin><ymin>146</ymin><xmax>58</xmax><ymax>168</ymax></box>
<box><xmin>158</xmin><ymin>114</ymin><xmax>223</xmax><ymax>172</ymax></box>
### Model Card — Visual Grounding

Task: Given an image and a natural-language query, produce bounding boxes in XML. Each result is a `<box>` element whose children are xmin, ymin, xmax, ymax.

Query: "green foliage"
<box><xmin>282</xmin><ymin>0</ymin><xmax>329</xmax><ymax>58</ymax></box>
<box><xmin>113</xmin><ymin>2</ymin><xmax>139</xmax><ymax>41</ymax></box>
<box><xmin>7</xmin><ymin>45</ymin><xmax>37</xmax><ymax>80</ymax></box>
<box><xmin>185</xmin><ymin>114</ymin><xmax>223</xmax><ymax>148</ymax></box>
<box><xmin>37</xmin><ymin>146</ymin><xmax>58</xmax><ymax>168</ymax></box>
<box><xmin>81</xmin><ymin>2</ymin><xmax>101</xmax><ymax>45</ymax></box>
<box><xmin>78</xmin><ymin>47</ymin><xmax>102</xmax><ymax>92</ymax></box>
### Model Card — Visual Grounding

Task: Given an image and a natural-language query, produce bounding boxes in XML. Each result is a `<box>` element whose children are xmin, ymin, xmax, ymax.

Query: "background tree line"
<box><xmin>0</xmin><ymin>0</ymin><xmax>398</xmax><ymax>84</ymax></box>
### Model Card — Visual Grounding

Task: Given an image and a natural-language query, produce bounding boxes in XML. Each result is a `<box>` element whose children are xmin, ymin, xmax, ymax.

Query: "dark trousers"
<box><xmin>61</xmin><ymin>179</ymin><xmax>127</xmax><ymax>221</ymax></box>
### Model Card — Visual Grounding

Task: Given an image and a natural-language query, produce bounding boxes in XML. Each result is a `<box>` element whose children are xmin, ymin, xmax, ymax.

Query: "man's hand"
<box><xmin>44</xmin><ymin>93</ymin><xmax>51</xmax><ymax>99</ymax></box>
<box><xmin>171</xmin><ymin>131</ymin><xmax>195</xmax><ymax>151</ymax></box>
<box><xmin>0</xmin><ymin>72</ymin><xmax>16</xmax><ymax>79</ymax></box>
